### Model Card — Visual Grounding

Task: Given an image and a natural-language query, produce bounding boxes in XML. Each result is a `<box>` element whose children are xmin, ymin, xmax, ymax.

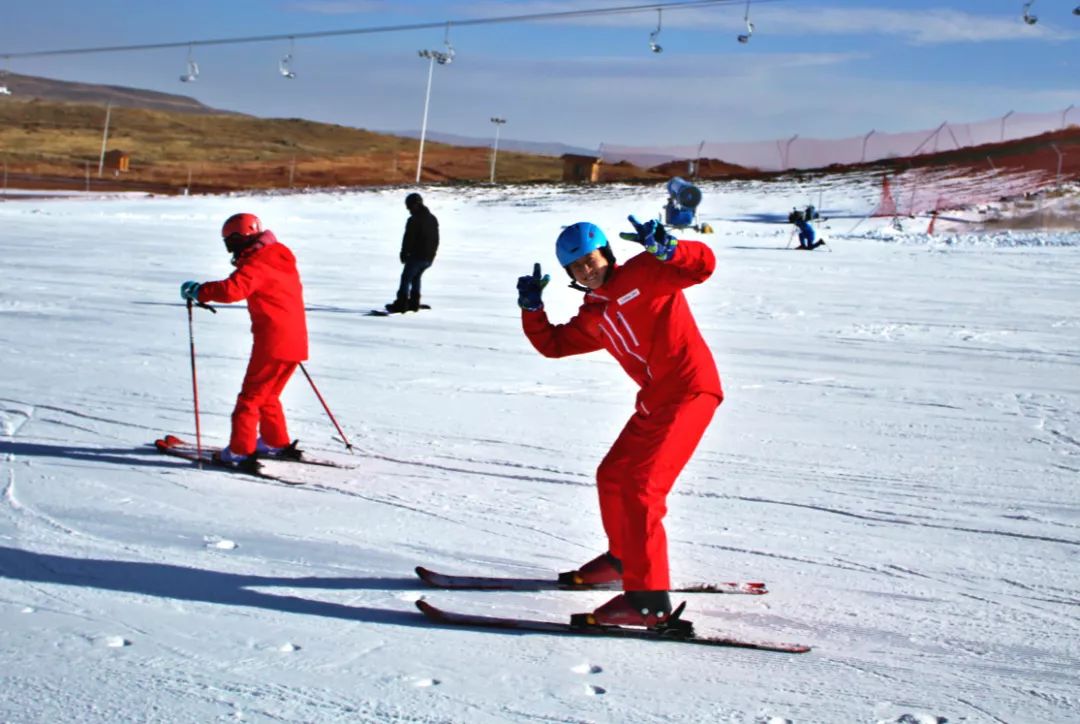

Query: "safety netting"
<box><xmin>601</xmin><ymin>107</ymin><xmax>1079</xmax><ymax>216</ymax></box>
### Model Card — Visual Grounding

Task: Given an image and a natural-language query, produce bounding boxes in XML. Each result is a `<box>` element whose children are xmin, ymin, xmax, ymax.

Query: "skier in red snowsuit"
<box><xmin>180</xmin><ymin>213</ymin><xmax>308</xmax><ymax>465</ymax></box>
<box><xmin>517</xmin><ymin>216</ymin><xmax>723</xmax><ymax>628</ymax></box>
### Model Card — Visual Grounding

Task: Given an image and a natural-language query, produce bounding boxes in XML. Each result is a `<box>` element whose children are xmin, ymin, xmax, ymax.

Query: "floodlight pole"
<box><xmin>489</xmin><ymin>117</ymin><xmax>506</xmax><ymax>184</ymax></box>
<box><xmin>416</xmin><ymin>50</ymin><xmax>438</xmax><ymax>184</ymax></box>
<box><xmin>1062</xmin><ymin>104</ymin><xmax>1075</xmax><ymax>130</ymax></box>
<box><xmin>861</xmin><ymin>130</ymin><xmax>875</xmax><ymax>163</ymax></box>
<box><xmin>1000</xmin><ymin>110</ymin><xmax>1014</xmax><ymax>142</ymax></box>
<box><xmin>783</xmin><ymin>134</ymin><xmax>798</xmax><ymax>170</ymax></box>
<box><xmin>97</xmin><ymin>101</ymin><xmax>112</xmax><ymax>178</ymax></box>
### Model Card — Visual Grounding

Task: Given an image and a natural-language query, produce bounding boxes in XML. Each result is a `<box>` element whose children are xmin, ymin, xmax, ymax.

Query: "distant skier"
<box><xmin>385</xmin><ymin>192</ymin><xmax>439</xmax><ymax>313</ymax></box>
<box><xmin>180</xmin><ymin>213</ymin><xmax>309</xmax><ymax>466</ymax></box>
<box><xmin>789</xmin><ymin>205</ymin><xmax>825</xmax><ymax>250</ymax></box>
<box><xmin>516</xmin><ymin>217</ymin><xmax>723</xmax><ymax>629</ymax></box>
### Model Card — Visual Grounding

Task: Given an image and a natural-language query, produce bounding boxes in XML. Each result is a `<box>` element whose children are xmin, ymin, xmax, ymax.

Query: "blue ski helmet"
<box><xmin>556</xmin><ymin>222</ymin><xmax>609</xmax><ymax>267</ymax></box>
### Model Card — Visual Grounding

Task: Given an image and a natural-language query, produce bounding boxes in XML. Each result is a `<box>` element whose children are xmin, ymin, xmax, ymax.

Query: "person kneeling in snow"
<box><xmin>789</xmin><ymin>205</ymin><xmax>824</xmax><ymax>250</ymax></box>
<box><xmin>516</xmin><ymin>217</ymin><xmax>723</xmax><ymax>628</ymax></box>
<box><xmin>180</xmin><ymin>213</ymin><xmax>309</xmax><ymax>466</ymax></box>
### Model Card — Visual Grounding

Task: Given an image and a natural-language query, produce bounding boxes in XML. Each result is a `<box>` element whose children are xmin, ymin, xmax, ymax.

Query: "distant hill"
<box><xmin>0</xmin><ymin>94</ymin><xmax>565</xmax><ymax>193</ymax></box>
<box><xmin>0</xmin><ymin>72</ymin><xmax>234</xmax><ymax>115</ymax></box>
<box><xmin>388</xmin><ymin>129</ymin><xmax>597</xmax><ymax>159</ymax></box>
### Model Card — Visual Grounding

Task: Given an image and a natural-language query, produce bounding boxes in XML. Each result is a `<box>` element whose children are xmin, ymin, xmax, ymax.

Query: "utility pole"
<box><xmin>489</xmin><ymin>117</ymin><xmax>506</xmax><ymax>184</ymax></box>
<box><xmin>97</xmin><ymin>102</ymin><xmax>112</xmax><ymax>178</ymax></box>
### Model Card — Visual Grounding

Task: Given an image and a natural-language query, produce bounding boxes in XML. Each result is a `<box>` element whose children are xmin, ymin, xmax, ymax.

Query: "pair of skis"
<box><xmin>414</xmin><ymin>566</ymin><xmax>811</xmax><ymax>653</ymax></box>
<box><xmin>154</xmin><ymin>437</ymin><xmax>809</xmax><ymax>652</ymax></box>
<box><xmin>154</xmin><ymin>434</ymin><xmax>350</xmax><ymax>485</ymax></box>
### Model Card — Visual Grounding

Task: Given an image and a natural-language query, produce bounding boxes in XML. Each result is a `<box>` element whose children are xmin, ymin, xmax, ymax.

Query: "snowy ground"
<box><xmin>1</xmin><ymin>180</ymin><xmax>1078</xmax><ymax>723</ymax></box>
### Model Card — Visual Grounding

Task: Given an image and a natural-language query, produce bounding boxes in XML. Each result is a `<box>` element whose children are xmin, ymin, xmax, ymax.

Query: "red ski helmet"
<box><xmin>221</xmin><ymin>213</ymin><xmax>263</xmax><ymax>255</ymax></box>
<box><xmin>222</xmin><ymin>213</ymin><xmax>262</xmax><ymax>239</ymax></box>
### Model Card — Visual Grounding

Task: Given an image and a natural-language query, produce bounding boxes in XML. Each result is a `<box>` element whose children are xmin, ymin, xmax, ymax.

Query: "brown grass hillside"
<box><xmin>0</xmin><ymin>97</ymin><xmax>567</xmax><ymax>192</ymax></box>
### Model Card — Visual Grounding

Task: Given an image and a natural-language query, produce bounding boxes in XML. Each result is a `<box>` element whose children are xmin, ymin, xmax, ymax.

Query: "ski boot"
<box><xmin>557</xmin><ymin>552</ymin><xmax>623</xmax><ymax>587</ymax></box>
<box><xmin>212</xmin><ymin>447</ymin><xmax>262</xmax><ymax>474</ymax></box>
<box><xmin>571</xmin><ymin>592</ymin><xmax>695</xmax><ymax>637</ymax></box>
<box><xmin>256</xmin><ymin>437</ymin><xmax>303</xmax><ymax>461</ymax></box>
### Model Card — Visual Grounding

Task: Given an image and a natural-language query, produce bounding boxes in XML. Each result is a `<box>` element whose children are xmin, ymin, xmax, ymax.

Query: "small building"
<box><xmin>103</xmin><ymin>149</ymin><xmax>130</xmax><ymax>173</ymax></box>
<box><xmin>560</xmin><ymin>153</ymin><xmax>601</xmax><ymax>183</ymax></box>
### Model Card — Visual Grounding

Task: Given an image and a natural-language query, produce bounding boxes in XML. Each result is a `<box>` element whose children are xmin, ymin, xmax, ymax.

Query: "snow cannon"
<box><xmin>664</xmin><ymin>177</ymin><xmax>710</xmax><ymax>232</ymax></box>
<box><xmin>667</xmin><ymin>177</ymin><xmax>702</xmax><ymax>211</ymax></box>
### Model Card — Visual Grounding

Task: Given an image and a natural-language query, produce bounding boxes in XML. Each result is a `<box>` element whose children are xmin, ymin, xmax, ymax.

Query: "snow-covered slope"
<box><xmin>1</xmin><ymin>181</ymin><xmax>1077</xmax><ymax>723</ymax></box>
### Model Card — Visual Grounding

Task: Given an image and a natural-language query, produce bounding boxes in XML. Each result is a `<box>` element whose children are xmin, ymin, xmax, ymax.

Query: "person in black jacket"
<box><xmin>386</xmin><ymin>192</ymin><xmax>439</xmax><ymax>313</ymax></box>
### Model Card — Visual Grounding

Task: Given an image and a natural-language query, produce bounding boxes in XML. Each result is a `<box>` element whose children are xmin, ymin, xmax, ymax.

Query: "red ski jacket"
<box><xmin>522</xmin><ymin>240</ymin><xmax>722</xmax><ymax>416</ymax></box>
<box><xmin>197</xmin><ymin>231</ymin><xmax>309</xmax><ymax>362</ymax></box>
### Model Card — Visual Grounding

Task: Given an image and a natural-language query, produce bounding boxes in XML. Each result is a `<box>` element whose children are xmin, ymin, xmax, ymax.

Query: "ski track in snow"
<box><xmin>1</xmin><ymin>181</ymin><xmax>1078</xmax><ymax>722</ymax></box>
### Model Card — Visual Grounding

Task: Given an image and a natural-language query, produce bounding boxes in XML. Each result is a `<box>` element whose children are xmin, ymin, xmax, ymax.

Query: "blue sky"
<box><xmin>1</xmin><ymin>1</ymin><xmax>1077</xmax><ymax>150</ymax></box>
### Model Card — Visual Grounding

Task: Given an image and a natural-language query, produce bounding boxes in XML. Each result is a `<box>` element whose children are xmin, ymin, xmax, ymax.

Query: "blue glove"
<box><xmin>516</xmin><ymin>263</ymin><xmax>550</xmax><ymax>311</ymax></box>
<box><xmin>625</xmin><ymin>215</ymin><xmax>678</xmax><ymax>261</ymax></box>
<box><xmin>180</xmin><ymin>280</ymin><xmax>201</xmax><ymax>302</ymax></box>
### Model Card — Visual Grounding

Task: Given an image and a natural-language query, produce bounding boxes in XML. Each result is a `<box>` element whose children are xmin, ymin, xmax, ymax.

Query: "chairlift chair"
<box><xmin>439</xmin><ymin>22</ymin><xmax>455</xmax><ymax>65</ymax></box>
<box><xmin>180</xmin><ymin>59</ymin><xmax>199</xmax><ymax>83</ymax></box>
<box><xmin>180</xmin><ymin>46</ymin><xmax>199</xmax><ymax>83</ymax></box>
<box><xmin>649</xmin><ymin>9</ymin><xmax>663</xmax><ymax>53</ymax></box>
<box><xmin>1022</xmin><ymin>1</ymin><xmax>1038</xmax><ymax>25</ymax></box>
<box><xmin>737</xmin><ymin>21</ymin><xmax>754</xmax><ymax>44</ymax></box>
<box><xmin>279</xmin><ymin>53</ymin><xmax>296</xmax><ymax>79</ymax></box>
<box><xmin>737</xmin><ymin>0</ymin><xmax>754</xmax><ymax>43</ymax></box>
<box><xmin>279</xmin><ymin>37</ymin><xmax>297</xmax><ymax>78</ymax></box>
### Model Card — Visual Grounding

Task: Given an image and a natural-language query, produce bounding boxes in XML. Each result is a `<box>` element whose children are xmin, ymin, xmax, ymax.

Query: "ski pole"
<box><xmin>186</xmin><ymin>299</ymin><xmax>204</xmax><ymax>468</ymax></box>
<box><xmin>299</xmin><ymin>363</ymin><xmax>354</xmax><ymax>453</ymax></box>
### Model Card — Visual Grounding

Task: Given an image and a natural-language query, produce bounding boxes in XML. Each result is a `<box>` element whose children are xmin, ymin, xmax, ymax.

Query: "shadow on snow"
<box><xmin>0</xmin><ymin>545</ymin><xmax>428</xmax><ymax>628</ymax></box>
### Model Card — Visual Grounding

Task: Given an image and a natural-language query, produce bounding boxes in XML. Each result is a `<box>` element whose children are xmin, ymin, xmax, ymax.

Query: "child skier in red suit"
<box><xmin>180</xmin><ymin>213</ymin><xmax>309</xmax><ymax>465</ymax></box>
<box><xmin>517</xmin><ymin>216</ymin><xmax>722</xmax><ymax>628</ymax></box>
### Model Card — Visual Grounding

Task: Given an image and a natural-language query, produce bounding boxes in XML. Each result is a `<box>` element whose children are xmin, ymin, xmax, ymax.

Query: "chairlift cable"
<box><xmin>0</xmin><ymin>0</ymin><xmax>789</xmax><ymax>59</ymax></box>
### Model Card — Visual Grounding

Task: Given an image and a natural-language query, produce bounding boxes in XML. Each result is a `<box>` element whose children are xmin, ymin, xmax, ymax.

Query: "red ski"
<box><xmin>415</xmin><ymin>566</ymin><xmax>767</xmax><ymax>595</ymax></box>
<box><xmin>415</xmin><ymin>599</ymin><xmax>811</xmax><ymax>653</ymax></box>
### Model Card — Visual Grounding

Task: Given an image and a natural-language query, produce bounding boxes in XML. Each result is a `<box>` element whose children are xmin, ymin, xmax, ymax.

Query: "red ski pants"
<box><xmin>229</xmin><ymin>353</ymin><xmax>299</xmax><ymax>456</ymax></box>
<box><xmin>596</xmin><ymin>392</ymin><xmax>719</xmax><ymax>591</ymax></box>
